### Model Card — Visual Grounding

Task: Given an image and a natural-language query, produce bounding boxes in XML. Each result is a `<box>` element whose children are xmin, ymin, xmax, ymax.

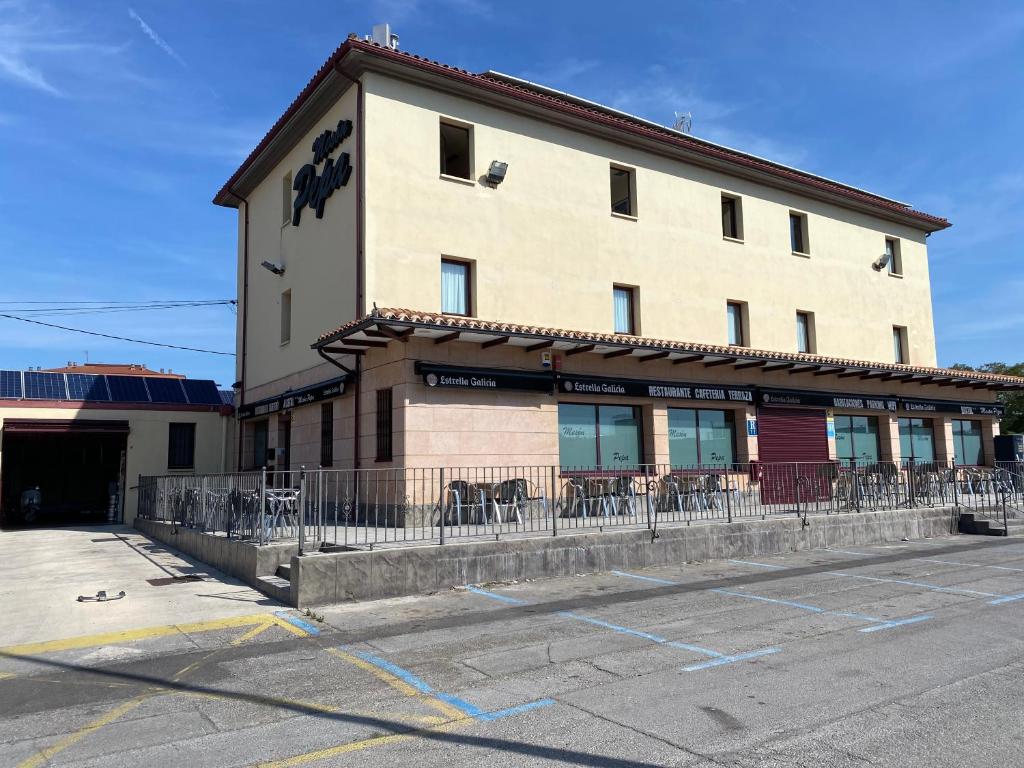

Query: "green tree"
<box><xmin>950</xmin><ymin>362</ymin><xmax>1024</xmax><ymax>434</ymax></box>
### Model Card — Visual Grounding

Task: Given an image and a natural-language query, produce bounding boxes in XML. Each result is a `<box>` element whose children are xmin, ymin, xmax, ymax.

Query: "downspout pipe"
<box><xmin>333</xmin><ymin>59</ymin><xmax>366</xmax><ymax>469</ymax></box>
<box><xmin>228</xmin><ymin>185</ymin><xmax>250</xmax><ymax>471</ymax></box>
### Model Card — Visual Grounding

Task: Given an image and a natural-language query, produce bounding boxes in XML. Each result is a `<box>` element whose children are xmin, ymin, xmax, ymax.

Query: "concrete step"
<box><xmin>958</xmin><ymin>514</ymin><xmax>1006</xmax><ymax>536</ymax></box>
<box><xmin>256</xmin><ymin>574</ymin><xmax>292</xmax><ymax>604</ymax></box>
<box><xmin>276</xmin><ymin>563</ymin><xmax>291</xmax><ymax>581</ymax></box>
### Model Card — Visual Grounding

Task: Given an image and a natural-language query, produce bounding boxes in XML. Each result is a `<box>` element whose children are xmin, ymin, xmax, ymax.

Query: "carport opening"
<box><xmin>1</xmin><ymin>424</ymin><xmax>127</xmax><ymax>528</ymax></box>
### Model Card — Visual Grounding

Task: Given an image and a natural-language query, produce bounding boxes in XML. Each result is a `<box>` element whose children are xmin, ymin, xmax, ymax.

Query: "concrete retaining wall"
<box><xmin>134</xmin><ymin>518</ymin><xmax>296</xmax><ymax>591</ymax></box>
<box><xmin>291</xmin><ymin>507</ymin><xmax>956</xmax><ymax>607</ymax></box>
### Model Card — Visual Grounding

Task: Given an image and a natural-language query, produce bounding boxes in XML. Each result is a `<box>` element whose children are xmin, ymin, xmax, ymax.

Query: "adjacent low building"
<box><xmin>0</xmin><ymin>364</ymin><xmax>232</xmax><ymax>525</ymax></box>
<box><xmin>214</xmin><ymin>34</ymin><xmax>1024</xmax><ymax>478</ymax></box>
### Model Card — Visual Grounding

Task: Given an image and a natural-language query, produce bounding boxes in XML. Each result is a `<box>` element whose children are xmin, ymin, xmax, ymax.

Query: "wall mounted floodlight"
<box><xmin>872</xmin><ymin>253</ymin><xmax>891</xmax><ymax>271</ymax></box>
<box><xmin>261</xmin><ymin>260</ymin><xmax>286</xmax><ymax>276</ymax></box>
<box><xmin>486</xmin><ymin>160</ymin><xmax>508</xmax><ymax>186</ymax></box>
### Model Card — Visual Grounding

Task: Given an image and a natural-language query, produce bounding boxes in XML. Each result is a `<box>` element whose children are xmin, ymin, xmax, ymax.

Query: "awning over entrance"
<box><xmin>2</xmin><ymin>419</ymin><xmax>130</xmax><ymax>434</ymax></box>
<box><xmin>237</xmin><ymin>375</ymin><xmax>350</xmax><ymax>420</ymax></box>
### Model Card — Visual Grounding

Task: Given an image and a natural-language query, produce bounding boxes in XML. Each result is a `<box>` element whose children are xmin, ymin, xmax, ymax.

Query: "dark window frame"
<box><xmin>727</xmin><ymin>301</ymin><xmax>746</xmax><ymax>346</ymax></box>
<box><xmin>885</xmin><ymin>237</ymin><xmax>902</xmax><ymax>275</ymax></box>
<box><xmin>610</xmin><ymin>165</ymin><xmax>635</xmax><ymax>216</ymax></box>
<box><xmin>320</xmin><ymin>402</ymin><xmax>334</xmax><ymax>468</ymax></box>
<box><xmin>893</xmin><ymin>325</ymin><xmax>907</xmax><ymax>363</ymax></box>
<box><xmin>612</xmin><ymin>285</ymin><xmax>636</xmax><ymax>335</ymax></box>
<box><xmin>376</xmin><ymin>388</ymin><xmax>394</xmax><ymax>462</ymax></box>
<box><xmin>898</xmin><ymin>417</ymin><xmax>935</xmax><ymax>464</ymax></box>
<box><xmin>721</xmin><ymin>195</ymin><xmax>740</xmax><ymax>239</ymax></box>
<box><xmin>558</xmin><ymin>403</ymin><xmax>645</xmax><ymax>470</ymax></box>
<box><xmin>790</xmin><ymin>212</ymin><xmax>808</xmax><ymax>254</ymax></box>
<box><xmin>250</xmin><ymin>419</ymin><xmax>269</xmax><ymax>471</ymax></box>
<box><xmin>952</xmin><ymin>419</ymin><xmax>985</xmax><ymax>466</ymax></box>
<box><xmin>796</xmin><ymin>311</ymin><xmax>813</xmax><ymax>353</ymax></box>
<box><xmin>667</xmin><ymin>407</ymin><xmax>737</xmax><ymax>466</ymax></box>
<box><xmin>439</xmin><ymin>121</ymin><xmax>471</xmax><ymax>179</ymax></box>
<box><xmin>167</xmin><ymin>422</ymin><xmax>196</xmax><ymax>470</ymax></box>
<box><xmin>440</xmin><ymin>258</ymin><xmax>472</xmax><ymax>317</ymax></box>
<box><xmin>834</xmin><ymin>414</ymin><xmax>881</xmax><ymax>465</ymax></box>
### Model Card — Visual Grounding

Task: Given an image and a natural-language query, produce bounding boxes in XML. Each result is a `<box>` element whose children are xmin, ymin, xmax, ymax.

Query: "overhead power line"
<box><xmin>0</xmin><ymin>313</ymin><xmax>235</xmax><ymax>356</ymax></box>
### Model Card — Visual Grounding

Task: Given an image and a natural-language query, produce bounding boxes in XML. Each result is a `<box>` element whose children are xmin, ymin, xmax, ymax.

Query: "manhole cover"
<box><xmin>147</xmin><ymin>575</ymin><xmax>204</xmax><ymax>586</ymax></box>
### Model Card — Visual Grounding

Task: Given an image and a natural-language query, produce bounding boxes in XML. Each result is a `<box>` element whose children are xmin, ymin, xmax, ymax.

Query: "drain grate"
<box><xmin>147</xmin><ymin>575</ymin><xmax>204</xmax><ymax>586</ymax></box>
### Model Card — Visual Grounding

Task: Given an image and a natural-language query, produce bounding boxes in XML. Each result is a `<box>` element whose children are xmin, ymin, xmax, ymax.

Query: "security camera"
<box><xmin>261</xmin><ymin>261</ymin><xmax>285</xmax><ymax>276</ymax></box>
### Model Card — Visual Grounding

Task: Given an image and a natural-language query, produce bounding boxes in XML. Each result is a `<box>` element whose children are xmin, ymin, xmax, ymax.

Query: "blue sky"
<box><xmin>1</xmin><ymin>1</ymin><xmax>1022</xmax><ymax>386</ymax></box>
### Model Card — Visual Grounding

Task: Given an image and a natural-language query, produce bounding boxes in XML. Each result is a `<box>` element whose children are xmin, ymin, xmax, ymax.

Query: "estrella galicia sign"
<box><xmin>291</xmin><ymin>119</ymin><xmax>353</xmax><ymax>225</ymax></box>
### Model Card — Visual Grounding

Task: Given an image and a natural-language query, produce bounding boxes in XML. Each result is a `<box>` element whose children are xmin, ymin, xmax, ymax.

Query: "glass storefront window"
<box><xmin>953</xmin><ymin>419</ymin><xmax>984</xmax><ymax>465</ymax></box>
<box><xmin>558</xmin><ymin>404</ymin><xmax>642</xmax><ymax>469</ymax></box>
<box><xmin>668</xmin><ymin>408</ymin><xmax>735</xmax><ymax>467</ymax></box>
<box><xmin>834</xmin><ymin>415</ymin><xmax>880</xmax><ymax>465</ymax></box>
<box><xmin>899</xmin><ymin>417</ymin><xmax>935</xmax><ymax>464</ymax></box>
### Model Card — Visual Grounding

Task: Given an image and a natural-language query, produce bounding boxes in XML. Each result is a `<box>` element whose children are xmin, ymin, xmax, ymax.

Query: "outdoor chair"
<box><xmin>444</xmin><ymin>480</ymin><xmax>487</xmax><ymax>526</ymax></box>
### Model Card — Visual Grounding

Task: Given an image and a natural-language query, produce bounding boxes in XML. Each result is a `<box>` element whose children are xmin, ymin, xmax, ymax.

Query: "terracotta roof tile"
<box><xmin>317</xmin><ymin>307</ymin><xmax>1024</xmax><ymax>387</ymax></box>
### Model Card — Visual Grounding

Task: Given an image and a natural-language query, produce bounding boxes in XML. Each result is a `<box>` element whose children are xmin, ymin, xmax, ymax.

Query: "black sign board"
<box><xmin>238</xmin><ymin>376</ymin><xmax>348</xmax><ymax>420</ymax></box>
<box><xmin>291</xmin><ymin>119</ymin><xmax>353</xmax><ymax>225</ymax></box>
<box><xmin>416</xmin><ymin>362</ymin><xmax>554</xmax><ymax>392</ymax></box>
<box><xmin>760</xmin><ymin>388</ymin><xmax>897</xmax><ymax>412</ymax></box>
<box><xmin>558</xmin><ymin>374</ymin><xmax>755</xmax><ymax>403</ymax></box>
<box><xmin>901</xmin><ymin>399</ymin><xmax>1004</xmax><ymax>417</ymax></box>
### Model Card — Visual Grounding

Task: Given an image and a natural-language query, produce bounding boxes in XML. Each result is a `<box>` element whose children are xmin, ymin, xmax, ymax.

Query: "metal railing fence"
<box><xmin>136</xmin><ymin>460</ymin><xmax>1024</xmax><ymax>550</ymax></box>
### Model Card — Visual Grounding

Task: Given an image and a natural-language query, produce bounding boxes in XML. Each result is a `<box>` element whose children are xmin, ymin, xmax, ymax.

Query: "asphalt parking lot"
<box><xmin>3</xmin><ymin>533</ymin><xmax>1024</xmax><ymax>767</ymax></box>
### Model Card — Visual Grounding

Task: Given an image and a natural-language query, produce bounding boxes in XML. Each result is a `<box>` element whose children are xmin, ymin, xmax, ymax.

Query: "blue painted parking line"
<box><xmin>274</xmin><ymin>611</ymin><xmax>322</xmax><ymax>636</ymax></box>
<box><xmin>919</xmin><ymin>558</ymin><xmax>1024</xmax><ymax>573</ymax></box>
<box><xmin>833</xmin><ymin>572</ymin><xmax>1003</xmax><ymax>598</ymax></box>
<box><xmin>466</xmin><ymin>584</ymin><xmax>779</xmax><ymax>671</ymax></box>
<box><xmin>988</xmin><ymin>593</ymin><xmax>1024</xmax><ymax>605</ymax></box>
<box><xmin>350</xmin><ymin>649</ymin><xmax>555</xmax><ymax>721</ymax></box>
<box><xmin>682</xmin><ymin>648</ymin><xmax>779</xmax><ymax>672</ymax></box>
<box><xmin>613</xmin><ymin>571</ymin><xmax>929</xmax><ymax>633</ymax></box>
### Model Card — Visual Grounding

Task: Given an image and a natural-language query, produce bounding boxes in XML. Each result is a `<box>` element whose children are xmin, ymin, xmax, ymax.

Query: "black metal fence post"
<box><xmin>551</xmin><ymin>465</ymin><xmax>558</xmax><ymax>537</ymax></box>
<box><xmin>438</xmin><ymin>467</ymin><xmax>446</xmax><ymax>545</ymax></box>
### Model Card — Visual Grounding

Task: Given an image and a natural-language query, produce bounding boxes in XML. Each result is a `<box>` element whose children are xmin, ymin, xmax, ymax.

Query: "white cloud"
<box><xmin>127</xmin><ymin>7</ymin><xmax>186</xmax><ymax>68</ymax></box>
<box><xmin>519</xmin><ymin>57</ymin><xmax>599</xmax><ymax>88</ymax></box>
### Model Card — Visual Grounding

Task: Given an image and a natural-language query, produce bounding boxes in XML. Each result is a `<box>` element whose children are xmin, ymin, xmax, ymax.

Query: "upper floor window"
<box><xmin>439</xmin><ymin>121</ymin><xmax>471</xmax><ymax>179</ymax></box>
<box><xmin>280</xmin><ymin>289</ymin><xmax>291</xmax><ymax>344</ymax></box>
<box><xmin>610</xmin><ymin>165</ymin><xmax>636</xmax><ymax>216</ymax></box>
<box><xmin>790</xmin><ymin>212</ymin><xmax>809</xmax><ymax>255</ymax></box>
<box><xmin>885</xmin><ymin>237</ymin><xmax>902</xmax><ymax>276</ymax></box>
<box><xmin>893</xmin><ymin>325</ymin><xmax>908</xmax><ymax>363</ymax></box>
<box><xmin>796</xmin><ymin>311</ymin><xmax>814</xmax><ymax>353</ymax></box>
<box><xmin>721</xmin><ymin>194</ymin><xmax>743</xmax><ymax>240</ymax></box>
<box><xmin>168</xmin><ymin>422</ymin><xmax>196</xmax><ymax>470</ymax></box>
<box><xmin>441</xmin><ymin>259</ymin><xmax>471</xmax><ymax>315</ymax></box>
<box><xmin>613</xmin><ymin>285</ymin><xmax>636</xmax><ymax>334</ymax></box>
<box><xmin>727</xmin><ymin>301</ymin><xmax>747</xmax><ymax>346</ymax></box>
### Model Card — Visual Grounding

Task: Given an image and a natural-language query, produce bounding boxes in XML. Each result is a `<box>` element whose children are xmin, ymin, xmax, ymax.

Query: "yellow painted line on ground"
<box><xmin>326</xmin><ymin>648</ymin><xmax>464</xmax><ymax>720</ymax></box>
<box><xmin>16</xmin><ymin>693</ymin><xmax>153</xmax><ymax>768</ymax></box>
<box><xmin>270</xmin><ymin>615</ymin><xmax>313</xmax><ymax>637</ymax></box>
<box><xmin>0</xmin><ymin>613</ymin><xmax>287</xmax><ymax>657</ymax></box>
<box><xmin>0</xmin><ymin>671</ymin><xmax>16</xmax><ymax>680</ymax></box>
<box><xmin>232</xmin><ymin>619</ymin><xmax>276</xmax><ymax>646</ymax></box>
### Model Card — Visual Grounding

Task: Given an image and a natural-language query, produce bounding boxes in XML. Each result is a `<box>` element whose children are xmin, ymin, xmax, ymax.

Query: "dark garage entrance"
<box><xmin>0</xmin><ymin>420</ymin><xmax>128</xmax><ymax>527</ymax></box>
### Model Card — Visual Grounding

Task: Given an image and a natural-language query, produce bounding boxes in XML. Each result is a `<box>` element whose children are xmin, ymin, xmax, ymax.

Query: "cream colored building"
<box><xmin>0</xmin><ymin>368</ymin><xmax>232</xmax><ymax>525</ymax></box>
<box><xmin>215</xmin><ymin>36</ymin><xmax>1024</xmax><ymax>478</ymax></box>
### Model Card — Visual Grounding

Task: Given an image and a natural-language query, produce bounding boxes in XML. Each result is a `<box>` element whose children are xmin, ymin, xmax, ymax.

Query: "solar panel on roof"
<box><xmin>145</xmin><ymin>377</ymin><xmax>188</xmax><ymax>403</ymax></box>
<box><xmin>0</xmin><ymin>370</ymin><xmax>22</xmax><ymax>399</ymax></box>
<box><xmin>23</xmin><ymin>372</ymin><xmax>68</xmax><ymax>400</ymax></box>
<box><xmin>106</xmin><ymin>375</ymin><xmax>151</xmax><ymax>403</ymax></box>
<box><xmin>66</xmin><ymin>373</ymin><xmax>109</xmax><ymax>401</ymax></box>
<box><xmin>182</xmin><ymin>379</ymin><xmax>222</xmax><ymax>405</ymax></box>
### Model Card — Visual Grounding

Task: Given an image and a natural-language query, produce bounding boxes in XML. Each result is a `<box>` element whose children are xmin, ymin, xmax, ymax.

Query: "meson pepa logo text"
<box><xmin>291</xmin><ymin>119</ymin><xmax>354</xmax><ymax>225</ymax></box>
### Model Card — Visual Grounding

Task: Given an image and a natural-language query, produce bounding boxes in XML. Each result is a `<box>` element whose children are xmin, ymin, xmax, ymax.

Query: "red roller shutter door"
<box><xmin>757</xmin><ymin>407</ymin><xmax>830</xmax><ymax>505</ymax></box>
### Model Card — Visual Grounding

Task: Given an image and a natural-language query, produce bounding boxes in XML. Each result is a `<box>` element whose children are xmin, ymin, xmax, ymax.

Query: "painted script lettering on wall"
<box><xmin>292</xmin><ymin>119</ymin><xmax>354</xmax><ymax>225</ymax></box>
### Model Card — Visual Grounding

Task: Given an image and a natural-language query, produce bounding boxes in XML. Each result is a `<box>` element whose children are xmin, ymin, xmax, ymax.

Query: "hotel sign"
<box><xmin>237</xmin><ymin>376</ymin><xmax>348</xmax><ymax>420</ymax></box>
<box><xmin>761</xmin><ymin>389</ymin><xmax>897</xmax><ymax>412</ymax></box>
<box><xmin>558</xmin><ymin>374</ymin><xmax>754</xmax><ymax>403</ymax></box>
<box><xmin>901</xmin><ymin>399</ymin><xmax>1004</xmax><ymax>416</ymax></box>
<box><xmin>416</xmin><ymin>363</ymin><xmax>554</xmax><ymax>393</ymax></box>
<box><xmin>291</xmin><ymin>119</ymin><xmax>353</xmax><ymax>225</ymax></box>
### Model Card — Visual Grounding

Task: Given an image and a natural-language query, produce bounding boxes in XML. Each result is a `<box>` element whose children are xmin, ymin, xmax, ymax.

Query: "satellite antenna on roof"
<box><xmin>367</xmin><ymin>23</ymin><xmax>399</xmax><ymax>50</ymax></box>
<box><xmin>673</xmin><ymin>111</ymin><xmax>693</xmax><ymax>134</ymax></box>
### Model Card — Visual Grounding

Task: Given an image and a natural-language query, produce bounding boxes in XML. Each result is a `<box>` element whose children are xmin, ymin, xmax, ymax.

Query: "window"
<box><xmin>668</xmin><ymin>408</ymin><xmax>735</xmax><ymax>467</ymax></box>
<box><xmin>610</xmin><ymin>166</ymin><xmax>635</xmax><ymax>216</ymax></box>
<box><xmin>167</xmin><ymin>422</ymin><xmax>196</xmax><ymax>470</ymax></box>
<box><xmin>893</xmin><ymin>326</ymin><xmax>908</xmax><ymax>363</ymax></box>
<box><xmin>558</xmin><ymin>404</ymin><xmax>643</xmax><ymax>469</ymax></box>
<box><xmin>280</xmin><ymin>290</ymin><xmax>291</xmax><ymax>344</ymax></box>
<box><xmin>727</xmin><ymin>301</ymin><xmax>746</xmax><ymax>346</ymax></box>
<box><xmin>790</xmin><ymin>212</ymin><xmax>809</xmax><ymax>254</ymax></box>
<box><xmin>282</xmin><ymin>171</ymin><xmax>293</xmax><ymax>225</ymax></box>
<box><xmin>613</xmin><ymin>286</ymin><xmax>636</xmax><ymax>334</ymax></box>
<box><xmin>320</xmin><ymin>402</ymin><xmax>334</xmax><ymax>467</ymax></box>
<box><xmin>439</xmin><ymin>121</ymin><xmax>471</xmax><ymax>179</ymax></box>
<box><xmin>721</xmin><ymin>195</ymin><xmax>742</xmax><ymax>239</ymax></box>
<box><xmin>953</xmin><ymin>419</ymin><xmax>984</xmax><ymax>465</ymax></box>
<box><xmin>796</xmin><ymin>311</ymin><xmax>814</xmax><ymax>353</ymax></box>
<box><xmin>376</xmin><ymin>388</ymin><xmax>393</xmax><ymax>462</ymax></box>
<box><xmin>885</xmin><ymin>237</ymin><xmax>902</xmax><ymax>276</ymax></box>
<box><xmin>899</xmin><ymin>418</ymin><xmax>935</xmax><ymax>464</ymax></box>
<box><xmin>251</xmin><ymin>419</ymin><xmax>268</xmax><ymax>470</ymax></box>
<box><xmin>441</xmin><ymin>259</ymin><xmax>471</xmax><ymax>315</ymax></box>
<box><xmin>834</xmin><ymin>415</ymin><xmax>880</xmax><ymax>465</ymax></box>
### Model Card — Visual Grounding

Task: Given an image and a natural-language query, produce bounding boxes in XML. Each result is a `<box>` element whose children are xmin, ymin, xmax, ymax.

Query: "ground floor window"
<box><xmin>167</xmin><ymin>423</ymin><xmax>195</xmax><ymax>470</ymax></box>
<box><xmin>953</xmin><ymin>419</ymin><xmax>984</xmax><ymax>465</ymax></box>
<box><xmin>558</xmin><ymin>403</ymin><xmax>643</xmax><ymax>469</ymax></box>
<box><xmin>668</xmin><ymin>408</ymin><xmax>735</xmax><ymax>466</ymax></box>
<box><xmin>899</xmin><ymin>417</ymin><xmax>935</xmax><ymax>464</ymax></box>
<box><xmin>376</xmin><ymin>388</ymin><xmax>393</xmax><ymax>462</ymax></box>
<box><xmin>251</xmin><ymin>419</ymin><xmax>268</xmax><ymax>470</ymax></box>
<box><xmin>320</xmin><ymin>402</ymin><xmax>334</xmax><ymax>467</ymax></box>
<box><xmin>834</xmin><ymin>415</ymin><xmax>880</xmax><ymax>465</ymax></box>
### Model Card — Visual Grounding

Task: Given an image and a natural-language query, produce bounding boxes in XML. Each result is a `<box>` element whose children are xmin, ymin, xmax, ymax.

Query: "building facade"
<box><xmin>0</xmin><ymin>366</ymin><xmax>233</xmax><ymax>525</ymax></box>
<box><xmin>215</xmin><ymin>37</ymin><xmax>1024</xmax><ymax>476</ymax></box>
